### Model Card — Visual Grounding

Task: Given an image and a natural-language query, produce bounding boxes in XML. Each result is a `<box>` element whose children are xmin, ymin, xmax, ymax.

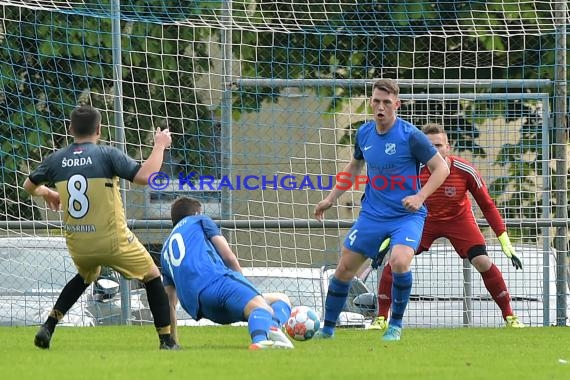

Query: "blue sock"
<box><xmin>248</xmin><ymin>308</ymin><xmax>272</xmax><ymax>344</ymax></box>
<box><xmin>390</xmin><ymin>271</ymin><xmax>413</xmax><ymax>328</ymax></box>
<box><xmin>270</xmin><ymin>300</ymin><xmax>291</xmax><ymax>327</ymax></box>
<box><xmin>322</xmin><ymin>277</ymin><xmax>351</xmax><ymax>336</ymax></box>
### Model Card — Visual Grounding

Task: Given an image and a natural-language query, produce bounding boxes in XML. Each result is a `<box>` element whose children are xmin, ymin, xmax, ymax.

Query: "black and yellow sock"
<box><xmin>46</xmin><ymin>274</ymin><xmax>89</xmax><ymax>333</ymax></box>
<box><xmin>144</xmin><ymin>277</ymin><xmax>172</xmax><ymax>342</ymax></box>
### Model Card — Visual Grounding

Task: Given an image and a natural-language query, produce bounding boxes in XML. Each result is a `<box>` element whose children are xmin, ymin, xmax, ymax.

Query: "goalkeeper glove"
<box><xmin>371</xmin><ymin>237</ymin><xmax>391</xmax><ymax>269</ymax></box>
<box><xmin>498</xmin><ymin>232</ymin><xmax>523</xmax><ymax>270</ymax></box>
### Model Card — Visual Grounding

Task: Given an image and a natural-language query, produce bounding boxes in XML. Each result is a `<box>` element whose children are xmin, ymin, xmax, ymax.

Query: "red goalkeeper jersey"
<box><xmin>419</xmin><ymin>156</ymin><xmax>506</xmax><ymax>236</ymax></box>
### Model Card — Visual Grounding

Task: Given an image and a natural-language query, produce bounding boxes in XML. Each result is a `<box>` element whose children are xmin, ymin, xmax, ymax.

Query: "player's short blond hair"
<box><xmin>422</xmin><ymin>123</ymin><xmax>447</xmax><ymax>138</ymax></box>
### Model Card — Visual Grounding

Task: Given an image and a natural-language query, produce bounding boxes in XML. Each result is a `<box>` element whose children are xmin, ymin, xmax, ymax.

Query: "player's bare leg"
<box><xmin>244</xmin><ymin>296</ymin><xmax>294</xmax><ymax>350</ymax></box>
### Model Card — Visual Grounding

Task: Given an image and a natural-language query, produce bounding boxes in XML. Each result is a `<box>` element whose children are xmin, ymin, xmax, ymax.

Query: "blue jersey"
<box><xmin>354</xmin><ymin>118</ymin><xmax>437</xmax><ymax>219</ymax></box>
<box><xmin>160</xmin><ymin>215</ymin><xmax>231</xmax><ymax>318</ymax></box>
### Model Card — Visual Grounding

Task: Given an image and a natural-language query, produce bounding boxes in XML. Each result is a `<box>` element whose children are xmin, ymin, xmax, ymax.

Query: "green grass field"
<box><xmin>1</xmin><ymin>326</ymin><xmax>569</xmax><ymax>380</ymax></box>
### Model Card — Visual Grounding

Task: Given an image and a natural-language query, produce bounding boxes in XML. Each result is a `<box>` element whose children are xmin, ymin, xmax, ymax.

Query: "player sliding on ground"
<box><xmin>367</xmin><ymin>123</ymin><xmax>525</xmax><ymax>331</ymax></box>
<box><xmin>160</xmin><ymin>196</ymin><xmax>294</xmax><ymax>350</ymax></box>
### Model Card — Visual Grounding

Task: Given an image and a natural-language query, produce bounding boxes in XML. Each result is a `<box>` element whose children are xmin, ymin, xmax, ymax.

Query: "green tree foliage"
<box><xmin>0</xmin><ymin>5</ymin><xmax>217</xmax><ymax>220</ymax></box>
<box><xmin>338</xmin><ymin>99</ymin><xmax>486</xmax><ymax>157</ymax></box>
<box><xmin>0</xmin><ymin>1</ymin><xmax>567</xmax><ymax>230</ymax></box>
<box><xmin>488</xmin><ymin>101</ymin><xmax>548</xmax><ymax>242</ymax></box>
<box><xmin>234</xmin><ymin>0</ymin><xmax>556</xmax><ymax>112</ymax></box>
<box><xmin>231</xmin><ymin>0</ymin><xmax>565</xmax><ymax>239</ymax></box>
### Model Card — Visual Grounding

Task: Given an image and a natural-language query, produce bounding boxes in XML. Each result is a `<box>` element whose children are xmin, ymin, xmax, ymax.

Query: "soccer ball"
<box><xmin>285</xmin><ymin>305</ymin><xmax>321</xmax><ymax>341</ymax></box>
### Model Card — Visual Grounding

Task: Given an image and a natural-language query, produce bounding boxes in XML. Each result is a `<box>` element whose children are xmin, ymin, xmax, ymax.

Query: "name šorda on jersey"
<box><xmin>64</xmin><ymin>224</ymin><xmax>96</xmax><ymax>232</ymax></box>
<box><xmin>61</xmin><ymin>156</ymin><xmax>93</xmax><ymax>167</ymax></box>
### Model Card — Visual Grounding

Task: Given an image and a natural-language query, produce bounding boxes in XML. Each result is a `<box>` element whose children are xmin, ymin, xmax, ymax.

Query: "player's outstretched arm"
<box><xmin>465</xmin><ymin>166</ymin><xmax>522</xmax><ymax>270</ymax></box>
<box><xmin>314</xmin><ymin>158</ymin><xmax>365</xmax><ymax>221</ymax></box>
<box><xmin>211</xmin><ymin>235</ymin><xmax>242</xmax><ymax>273</ymax></box>
<box><xmin>468</xmin><ymin>168</ymin><xmax>508</xmax><ymax>238</ymax></box>
<box><xmin>164</xmin><ymin>285</ymin><xmax>179</xmax><ymax>344</ymax></box>
<box><xmin>132</xmin><ymin>127</ymin><xmax>172</xmax><ymax>185</ymax></box>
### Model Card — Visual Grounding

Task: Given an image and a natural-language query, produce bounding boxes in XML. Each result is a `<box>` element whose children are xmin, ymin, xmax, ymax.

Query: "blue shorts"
<box><xmin>197</xmin><ymin>272</ymin><xmax>261</xmax><ymax>324</ymax></box>
<box><xmin>343</xmin><ymin>212</ymin><xmax>426</xmax><ymax>259</ymax></box>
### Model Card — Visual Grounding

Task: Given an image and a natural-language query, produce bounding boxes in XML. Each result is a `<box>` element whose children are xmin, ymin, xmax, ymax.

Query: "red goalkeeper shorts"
<box><xmin>419</xmin><ymin>216</ymin><xmax>486</xmax><ymax>259</ymax></box>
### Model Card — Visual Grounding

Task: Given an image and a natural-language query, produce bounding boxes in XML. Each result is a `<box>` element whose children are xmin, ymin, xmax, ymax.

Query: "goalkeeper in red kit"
<box><xmin>368</xmin><ymin>123</ymin><xmax>525</xmax><ymax>330</ymax></box>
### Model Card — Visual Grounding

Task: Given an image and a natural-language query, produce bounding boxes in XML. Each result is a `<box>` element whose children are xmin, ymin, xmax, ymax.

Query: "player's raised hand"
<box><xmin>498</xmin><ymin>232</ymin><xmax>523</xmax><ymax>270</ymax></box>
<box><xmin>314</xmin><ymin>199</ymin><xmax>333</xmax><ymax>221</ymax></box>
<box><xmin>154</xmin><ymin>127</ymin><xmax>172</xmax><ymax>149</ymax></box>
